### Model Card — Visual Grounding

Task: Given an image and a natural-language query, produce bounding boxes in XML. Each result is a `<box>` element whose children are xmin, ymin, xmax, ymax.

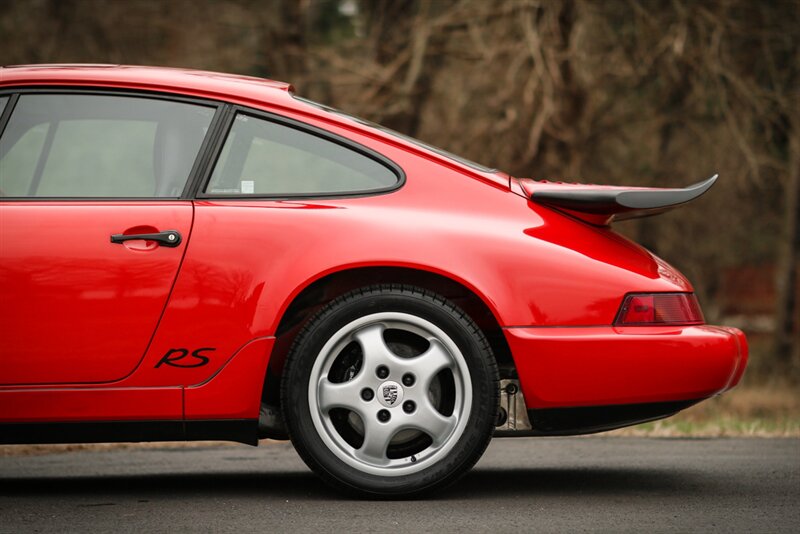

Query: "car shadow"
<box><xmin>0</xmin><ymin>471</ymin><xmax>331</xmax><ymax>499</ymax></box>
<box><xmin>449</xmin><ymin>466</ymin><xmax>701</xmax><ymax>499</ymax></box>
<box><xmin>0</xmin><ymin>466</ymin><xmax>713</xmax><ymax>501</ymax></box>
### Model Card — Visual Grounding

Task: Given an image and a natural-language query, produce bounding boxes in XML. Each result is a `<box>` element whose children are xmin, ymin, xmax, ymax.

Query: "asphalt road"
<box><xmin>0</xmin><ymin>437</ymin><xmax>797</xmax><ymax>533</ymax></box>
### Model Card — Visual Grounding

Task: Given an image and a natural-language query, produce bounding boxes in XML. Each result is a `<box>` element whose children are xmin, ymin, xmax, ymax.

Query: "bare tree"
<box><xmin>0</xmin><ymin>0</ymin><xmax>797</xmax><ymax>371</ymax></box>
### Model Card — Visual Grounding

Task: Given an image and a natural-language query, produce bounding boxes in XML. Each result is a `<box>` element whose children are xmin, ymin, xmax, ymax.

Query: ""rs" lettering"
<box><xmin>155</xmin><ymin>348</ymin><xmax>214</xmax><ymax>368</ymax></box>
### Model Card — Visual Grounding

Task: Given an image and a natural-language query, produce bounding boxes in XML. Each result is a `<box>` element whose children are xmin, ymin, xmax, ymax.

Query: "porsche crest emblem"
<box><xmin>382</xmin><ymin>384</ymin><xmax>399</xmax><ymax>405</ymax></box>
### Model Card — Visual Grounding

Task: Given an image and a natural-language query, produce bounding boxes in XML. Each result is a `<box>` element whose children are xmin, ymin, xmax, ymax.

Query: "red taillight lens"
<box><xmin>615</xmin><ymin>293</ymin><xmax>704</xmax><ymax>326</ymax></box>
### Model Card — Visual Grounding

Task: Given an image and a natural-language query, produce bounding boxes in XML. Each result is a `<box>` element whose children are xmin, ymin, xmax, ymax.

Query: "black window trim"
<box><xmin>194</xmin><ymin>105</ymin><xmax>406</xmax><ymax>201</ymax></box>
<box><xmin>0</xmin><ymin>86</ymin><xmax>229</xmax><ymax>202</ymax></box>
<box><xmin>0</xmin><ymin>93</ymin><xmax>19</xmax><ymax>138</ymax></box>
<box><xmin>0</xmin><ymin>87</ymin><xmax>406</xmax><ymax>202</ymax></box>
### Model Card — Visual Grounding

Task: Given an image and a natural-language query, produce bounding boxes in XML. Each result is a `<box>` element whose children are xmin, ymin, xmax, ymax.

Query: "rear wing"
<box><xmin>522</xmin><ymin>175</ymin><xmax>718</xmax><ymax>225</ymax></box>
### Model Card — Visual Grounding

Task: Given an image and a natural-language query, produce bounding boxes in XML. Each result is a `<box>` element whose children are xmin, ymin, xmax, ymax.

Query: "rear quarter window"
<box><xmin>205</xmin><ymin>113</ymin><xmax>400</xmax><ymax>196</ymax></box>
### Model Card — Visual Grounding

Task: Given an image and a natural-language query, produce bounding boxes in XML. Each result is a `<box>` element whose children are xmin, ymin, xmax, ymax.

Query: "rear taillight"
<box><xmin>615</xmin><ymin>293</ymin><xmax>704</xmax><ymax>326</ymax></box>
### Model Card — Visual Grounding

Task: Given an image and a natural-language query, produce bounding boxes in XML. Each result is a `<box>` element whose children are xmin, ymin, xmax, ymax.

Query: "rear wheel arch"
<box><xmin>261</xmin><ymin>266</ymin><xmax>515</xmax><ymax>409</ymax></box>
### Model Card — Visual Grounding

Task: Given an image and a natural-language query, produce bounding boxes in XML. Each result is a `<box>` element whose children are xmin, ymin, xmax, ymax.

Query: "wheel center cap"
<box><xmin>377</xmin><ymin>381</ymin><xmax>404</xmax><ymax>408</ymax></box>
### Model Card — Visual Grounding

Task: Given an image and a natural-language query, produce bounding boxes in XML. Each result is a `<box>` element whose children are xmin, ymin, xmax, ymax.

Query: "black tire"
<box><xmin>281</xmin><ymin>284</ymin><xmax>499</xmax><ymax>498</ymax></box>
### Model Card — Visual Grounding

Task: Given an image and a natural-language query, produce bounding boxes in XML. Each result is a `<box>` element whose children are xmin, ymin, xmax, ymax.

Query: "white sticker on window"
<box><xmin>241</xmin><ymin>180</ymin><xmax>255</xmax><ymax>194</ymax></box>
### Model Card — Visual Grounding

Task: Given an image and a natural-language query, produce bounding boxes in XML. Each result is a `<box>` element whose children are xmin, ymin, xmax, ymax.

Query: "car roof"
<box><xmin>0</xmin><ymin>64</ymin><xmax>509</xmax><ymax>187</ymax></box>
<box><xmin>0</xmin><ymin>64</ymin><xmax>294</xmax><ymax>106</ymax></box>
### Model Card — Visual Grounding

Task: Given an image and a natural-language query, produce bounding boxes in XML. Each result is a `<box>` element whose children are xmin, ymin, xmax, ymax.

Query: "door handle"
<box><xmin>110</xmin><ymin>230</ymin><xmax>182</xmax><ymax>248</ymax></box>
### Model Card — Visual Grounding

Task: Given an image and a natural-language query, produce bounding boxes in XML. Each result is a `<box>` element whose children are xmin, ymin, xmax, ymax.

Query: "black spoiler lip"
<box><xmin>529</xmin><ymin>174</ymin><xmax>718</xmax><ymax>223</ymax></box>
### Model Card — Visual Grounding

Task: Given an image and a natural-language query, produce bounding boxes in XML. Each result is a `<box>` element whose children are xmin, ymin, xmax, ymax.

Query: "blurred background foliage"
<box><xmin>0</xmin><ymin>0</ymin><xmax>798</xmax><ymax>386</ymax></box>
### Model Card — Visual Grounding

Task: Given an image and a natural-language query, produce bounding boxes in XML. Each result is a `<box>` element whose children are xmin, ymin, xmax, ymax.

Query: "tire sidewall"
<box><xmin>283</xmin><ymin>288</ymin><xmax>498</xmax><ymax>497</ymax></box>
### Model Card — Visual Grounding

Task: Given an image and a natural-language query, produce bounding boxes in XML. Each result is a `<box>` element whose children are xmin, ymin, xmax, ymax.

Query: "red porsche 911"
<box><xmin>0</xmin><ymin>65</ymin><xmax>747</xmax><ymax>497</ymax></box>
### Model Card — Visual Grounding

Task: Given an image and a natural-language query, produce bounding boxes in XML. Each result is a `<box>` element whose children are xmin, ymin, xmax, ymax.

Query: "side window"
<box><xmin>205</xmin><ymin>113</ymin><xmax>399</xmax><ymax>196</ymax></box>
<box><xmin>0</xmin><ymin>94</ymin><xmax>214</xmax><ymax>198</ymax></box>
<box><xmin>0</xmin><ymin>96</ymin><xmax>8</xmax><ymax>116</ymax></box>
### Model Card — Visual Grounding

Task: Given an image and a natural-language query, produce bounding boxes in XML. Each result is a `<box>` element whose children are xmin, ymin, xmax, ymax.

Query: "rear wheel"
<box><xmin>281</xmin><ymin>285</ymin><xmax>498</xmax><ymax>497</ymax></box>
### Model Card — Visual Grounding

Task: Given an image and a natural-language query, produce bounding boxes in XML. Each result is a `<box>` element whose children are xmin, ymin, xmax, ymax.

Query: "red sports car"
<box><xmin>0</xmin><ymin>65</ymin><xmax>747</xmax><ymax>497</ymax></box>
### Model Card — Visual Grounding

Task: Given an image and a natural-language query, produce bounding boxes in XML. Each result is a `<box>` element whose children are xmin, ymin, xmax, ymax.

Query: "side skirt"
<box><xmin>0</xmin><ymin>419</ymin><xmax>259</xmax><ymax>446</ymax></box>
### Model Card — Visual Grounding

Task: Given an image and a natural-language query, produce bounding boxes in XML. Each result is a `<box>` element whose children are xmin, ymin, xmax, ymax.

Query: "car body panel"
<box><xmin>184</xmin><ymin>336</ymin><xmax>274</xmax><ymax>419</ymax></box>
<box><xmin>0</xmin><ymin>386</ymin><xmax>182</xmax><ymax>422</ymax></box>
<box><xmin>505</xmin><ymin>325</ymin><xmax>748</xmax><ymax>409</ymax></box>
<box><xmin>0</xmin><ymin>202</ymin><xmax>193</xmax><ymax>385</ymax></box>
<box><xmin>0</xmin><ymin>65</ymin><xmax>746</xmax><ymax>440</ymax></box>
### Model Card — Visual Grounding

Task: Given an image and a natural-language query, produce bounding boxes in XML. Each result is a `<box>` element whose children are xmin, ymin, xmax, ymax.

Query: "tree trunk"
<box><xmin>773</xmin><ymin>110</ymin><xmax>800</xmax><ymax>371</ymax></box>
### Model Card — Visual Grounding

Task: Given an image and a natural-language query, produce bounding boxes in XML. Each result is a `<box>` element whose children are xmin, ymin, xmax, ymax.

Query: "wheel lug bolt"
<box><xmin>361</xmin><ymin>388</ymin><xmax>374</xmax><ymax>401</ymax></box>
<box><xmin>403</xmin><ymin>401</ymin><xmax>416</xmax><ymax>414</ymax></box>
<box><xmin>376</xmin><ymin>365</ymin><xmax>390</xmax><ymax>379</ymax></box>
<box><xmin>402</xmin><ymin>373</ymin><xmax>415</xmax><ymax>387</ymax></box>
<box><xmin>377</xmin><ymin>409</ymin><xmax>391</xmax><ymax>422</ymax></box>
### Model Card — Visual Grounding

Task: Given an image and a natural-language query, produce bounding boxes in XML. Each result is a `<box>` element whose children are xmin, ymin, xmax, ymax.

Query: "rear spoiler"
<box><xmin>523</xmin><ymin>175</ymin><xmax>718</xmax><ymax>225</ymax></box>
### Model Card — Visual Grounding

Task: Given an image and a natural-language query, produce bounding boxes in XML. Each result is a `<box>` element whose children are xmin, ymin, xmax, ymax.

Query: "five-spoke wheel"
<box><xmin>282</xmin><ymin>286</ymin><xmax>498</xmax><ymax>497</ymax></box>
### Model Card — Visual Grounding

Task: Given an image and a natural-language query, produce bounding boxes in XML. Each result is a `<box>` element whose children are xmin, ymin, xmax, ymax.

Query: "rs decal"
<box><xmin>155</xmin><ymin>348</ymin><xmax>215</xmax><ymax>368</ymax></box>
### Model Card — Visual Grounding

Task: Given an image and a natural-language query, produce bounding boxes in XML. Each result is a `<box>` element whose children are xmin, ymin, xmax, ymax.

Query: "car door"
<box><xmin>0</xmin><ymin>91</ymin><xmax>218</xmax><ymax>385</ymax></box>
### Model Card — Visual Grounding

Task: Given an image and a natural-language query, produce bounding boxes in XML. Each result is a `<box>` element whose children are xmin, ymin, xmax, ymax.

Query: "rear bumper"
<box><xmin>504</xmin><ymin>325</ymin><xmax>748</xmax><ymax>410</ymax></box>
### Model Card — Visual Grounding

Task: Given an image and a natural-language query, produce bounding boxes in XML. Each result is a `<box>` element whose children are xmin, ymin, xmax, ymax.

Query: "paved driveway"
<box><xmin>1</xmin><ymin>437</ymin><xmax>798</xmax><ymax>533</ymax></box>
